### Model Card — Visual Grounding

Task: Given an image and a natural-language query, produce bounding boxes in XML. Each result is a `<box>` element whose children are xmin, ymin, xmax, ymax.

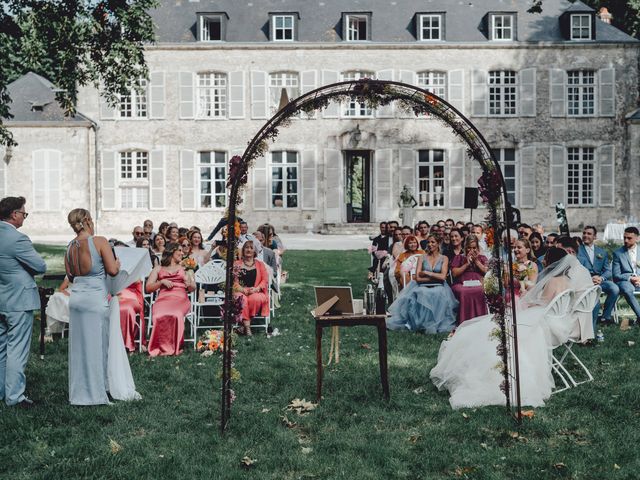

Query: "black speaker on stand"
<box><xmin>464</xmin><ymin>187</ymin><xmax>479</xmax><ymax>222</ymax></box>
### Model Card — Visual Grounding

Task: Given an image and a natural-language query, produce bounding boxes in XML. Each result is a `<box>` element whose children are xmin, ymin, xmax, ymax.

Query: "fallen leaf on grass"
<box><xmin>628</xmin><ymin>341</ymin><xmax>635</xmax><ymax>347</ymax></box>
<box><xmin>614</xmin><ymin>464</ymin><xmax>621</xmax><ymax>470</ymax></box>
<box><xmin>261</xmin><ymin>408</ymin><xmax>271</xmax><ymax>413</ymax></box>
<box><xmin>408</xmin><ymin>434</ymin><xmax>422</xmax><ymax>444</ymax></box>
<box><xmin>280</xmin><ymin>415</ymin><xmax>297</xmax><ymax>428</ymax></box>
<box><xmin>553</xmin><ymin>462</ymin><xmax>567</xmax><ymax>470</ymax></box>
<box><xmin>240</xmin><ymin>456</ymin><xmax>257</xmax><ymax>468</ymax></box>
<box><xmin>480</xmin><ymin>443</ymin><xmax>488</xmax><ymax>450</ymax></box>
<box><xmin>508</xmin><ymin>431</ymin><xmax>519</xmax><ymax>439</ymax></box>
<box><xmin>453</xmin><ymin>466</ymin><xmax>476</xmax><ymax>477</ymax></box>
<box><xmin>109</xmin><ymin>439</ymin><xmax>122</xmax><ymax>454</ymax></box>
<box><xmin>462</xmin><ymin>412</ymin><xmax>469</xmax><ymax>419</ymax></box>
<box><xmin>412</xmin><ymin>387</ymin><xmax>424</xmax><ymax>395</ymax></box>
<box><xmin>520</xmin><ymin>410</ymin><xmax>535</xmax><ymax>419</ymax></box>
<box><xmin>301</xmin><ymin>447</ymin><xmax>313</xmax><ymax>455</ymax></box>
<box><xmin>287</xmin><ymin>398</ymin><xmax>317</xmax><ymax>415</ymax></box>
<box><xmin>360</xmin><ymin>343</ymin><xmax>371</xmax><ymax>350</ymax></box>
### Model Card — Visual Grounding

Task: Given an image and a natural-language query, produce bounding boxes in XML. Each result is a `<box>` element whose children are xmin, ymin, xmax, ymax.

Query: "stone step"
<box><xmin>322</xmin><ymin>223</ymin><xmax>379</xmax><ymax>236</ymax></box>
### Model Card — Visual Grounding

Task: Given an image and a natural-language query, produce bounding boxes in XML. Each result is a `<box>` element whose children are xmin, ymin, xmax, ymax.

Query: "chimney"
<box><xmin>598</xmin><ymin>7</ymin><xmax>613</xmax><ymax>24</ymax></box>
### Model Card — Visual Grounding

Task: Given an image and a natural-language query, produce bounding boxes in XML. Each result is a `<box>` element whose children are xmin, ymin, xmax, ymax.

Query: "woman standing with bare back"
<box><xmin>65</xmin><ymin>209</ymin><xmax>120</xmax><ymax>405</ymax></box>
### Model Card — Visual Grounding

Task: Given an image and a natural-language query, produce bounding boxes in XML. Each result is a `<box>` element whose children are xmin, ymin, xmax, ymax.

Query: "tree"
<box><xmin>0</xmin><ymin>0</ymin><xmax>157</xmax><ymax>147</ymax></box>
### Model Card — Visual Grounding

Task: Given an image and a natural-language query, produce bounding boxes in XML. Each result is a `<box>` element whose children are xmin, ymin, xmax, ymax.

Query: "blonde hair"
<box><xmin>68</xmin><ymin>208</ymin><xmax>91</xmax><ymax>233</ymax></box>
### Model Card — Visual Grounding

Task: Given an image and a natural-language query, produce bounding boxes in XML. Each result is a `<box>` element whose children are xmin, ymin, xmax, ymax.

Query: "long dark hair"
<box><xmin>161</xmin><ymin>243</ymin><xmax>180</xmax><ymax>267</ymax></box>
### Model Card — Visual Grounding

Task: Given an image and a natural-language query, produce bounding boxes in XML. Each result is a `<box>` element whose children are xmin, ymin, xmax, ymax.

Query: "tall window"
<box><xmin>272</xmin><ymin>15</ymin><xmax>295</xmax><ymax>41</ymax></box>
<box><xmin>571</xmin><ymin>14</ymin><xmax>592</xmax><ymax>40</ymax></box>
<box><xmin>417</xmin><ymin>71</ymin><xmax>446</xmax><ymax>99</ymax></box>
<box><xmin>491</xmin><ymin>148</ymin><xmax>517</xmax><ymax>206</ymax></box>
<box><xmin>491</xmin><ymin>14</ymin><xmax>514</xmax><ymax>40</ymax></box>
<box><xmin>269</xmin><ymin>72</ymin><xmax>299</xmax><ymax>113</ymax></box>
<box><xmin>417</xmin><ymin>150</ymin><xmax>445</xmax><ymax>208</ymax></box>
<box><xmin>488</xmin><ymin>71</ymin><xmax>517</xmax><ymax>116</ymax></box>
<box><xmin>120</xmin><ymin>151</ymin><xmax>148</xmax><ymax>209</ymax></box>
<box><xmin>197</xmin><ymin>72</ymin><xmax>227</xmax><ymax>118</ymax></box>
<box><xmin>271</xmin><ymin>151</ymin><xmax>298</xmax><ymax>208</ymax></box>
<box><xmin>567</xmin><ymin>70</ymin><xmax>595</xmax><ymax>116</ymax></box>
<box><xmin>567</xmin><ymin>147</ymin><xmax>595</xmax><ymax>206</ymax></box>
<box><xmin>198</xmin><ymin>151</ymin><xmax>227</xmax><ymax>208</ymax></box>
<box><xmin>199</xmin><ymin>15</ymin><xmax>223</xmax><ymax>41</ymax></box>
<box><xmin>118</xmin><ymin>79</ymin><xmax>148</xmax><ymax>118</ymax></box>
<box><xmin>418</xmin><ymin>14</ymin><xmax>442</xmax><ymax>41</ymax></box>
<box><xmin>345</xmin><ymin>14</ymin><xmax>369</xmax><ymax>41</ymax></box>
<box><xmin>342</xmin><ymin>71</ymin><xmax>375</xmax><ymax>117</ymax></box>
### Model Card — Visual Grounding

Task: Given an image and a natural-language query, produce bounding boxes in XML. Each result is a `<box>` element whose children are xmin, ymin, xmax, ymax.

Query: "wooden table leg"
<box><xmin>316</xmin><ymin>323</ymin><xmax>323</xmax><ymax>402</ymax></box>
<box><xmin>377</xmin><ymin>324</ymin><xmax>390</xmax><ymax>401</ymax></box>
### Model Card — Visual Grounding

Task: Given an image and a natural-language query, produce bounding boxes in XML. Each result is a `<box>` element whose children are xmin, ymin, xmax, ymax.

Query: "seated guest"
<box><xmin>253</xmin><ymin>231</ymin><xmax>277</xmax><ymax>279</ymax></box>
<box><xmin>235</xmin><ymin>240</ymin><xmax>270</xmax><ymax>336</ymax></box>
<box><xmin>166</xmin><ymin>226</ymin><xmax>180</xmax><ymax>244</ymax></box>
<box><xmin>188</xmin><ymin>230</ymin><xmax>211</xmax><ymax>266</ymax></box>
<box><xmin>451</xmin><ymin>235</ymin><xmax>489</xmax><ymax>324</ymax></box>
<box><xmin>158</xmin><ymin>221</ymin><xmax>169</xmax><ymax>239</ymax></box>
<box><xmin>415</xmin><ymin>221</ymin><xmax>429</xmax><ymax>244</ymax></box>
<box><xmin>178</xmin><ymin>236</ymin><xmax>192</xmax><ymax>258</ymax></box>
<box><xmin>143</xmin><ymin>219</ymin><xmax>155</xmax><ymax>236</ymax></box>
<box><xmin>386</xmin><ymin>234</ymin><xmax>458</xmax><ymax>333</ymax></box>
<box><xmin>239</xmin><ymin>221</ymin><xmax>249</xmax><ymax>243</ymax></box>
<box><xmin>394</xmin><ymin>235</ymin><xmax>425</xmax><ymax>290</ymax></box>
<box><xmin>369</xmin><ymin>222</ymin><xmax>391</xmax><ymax>275</ymax></box>
<box><xmin>392</xmin><ymin>226</ymin><xmax>412</xmax><ymax>258</ymax></box>
<box><xmin>127</xmin><ymin>226</ymin><xmax>144</xmax><ymax>247</ymax></box>
<box><xmin>577</xmin><ymin>226</ymin><xmax>619</xmax><ymax>330</ymax></box>
<box><xmin>511</xmin><ymin>238</ymin><xmax>539</xmax><ymax>296</ymax></box>
<box><xmin>529</xmin><ymin>232</ymin><xmax>546</xmax><ymax>259</ymax></box>
<box><xmin>146</xmin><ymin>243</ymin><xmax>195</xmax><ymax>356</ymax></box>
<box><xmin>443</xmin><ymin>228</ymin><xmax>463</xmax><ymax>262</ymax></box>
<box><xmin>518</xmin><ymin>224</ymin><xmax>533</xmax><ymax>239</ymax></box>
<box><xmin>137</xmin><ymin>237</ymin><xmax>159</xmax><ymax>267</ymax></box>
<box><xmin>118</xmin><ymin>279</ymin><xmax>144</xmax><ymax>353</ymax></box>
<box><xmin>612</xmin><ymin>226</ymin><xmax>640</xmax><ymax>323</ymax></box>
<box><xmin>45</xmin><ymin>276</ymin><xmax>71</xmax><ymax>335</ymax></box>
<box><xmin>151</xmin><ymin>234</ymin><xmax>165</xmax><ymax>264</ymax></box>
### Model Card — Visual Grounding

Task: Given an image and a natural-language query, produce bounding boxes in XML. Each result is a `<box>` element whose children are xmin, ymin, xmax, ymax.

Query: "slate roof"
<box><xmin>150</xmin><ymin>0</ymin><xmax>637</xmax><ymax>44</ymax></box>
<box><xmin>4</xmin><ymin>72</ymin><xmax>91</xmax><ymax>123</ymax></box>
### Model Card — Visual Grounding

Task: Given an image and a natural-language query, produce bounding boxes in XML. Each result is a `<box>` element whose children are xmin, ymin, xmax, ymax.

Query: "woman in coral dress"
<box><xmin>119</xmin><ymin>280</ymin><xmax>144</xmax><ymax>352</ymax></box>
<box><xmin>146</xmin><ymin>243</ymin><xmax>195</xmax><ymax>356</ymax></box>
<box><xmin>451</xmin><ymin>234</ymin><xmax>489</xmax><ymax>324</ymax></box>
<box><xmin>235</xmin><ymin>240</ymin><xmax>269</xmax><ymax>336</ymax></box>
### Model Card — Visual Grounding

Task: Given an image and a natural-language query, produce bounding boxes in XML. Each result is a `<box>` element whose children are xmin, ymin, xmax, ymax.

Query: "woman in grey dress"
<box><xmin>65</xmin><ymin>209</ymin><xmax>120</xmax><ymax>405</ymax></box>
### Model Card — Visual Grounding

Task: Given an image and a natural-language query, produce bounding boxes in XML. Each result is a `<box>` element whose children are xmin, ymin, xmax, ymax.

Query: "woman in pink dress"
<box><xmin>118</xmin><ymin>280</ymin><xmax>144</xmax><ymax>352</ymax></box>
<box><xmin>146</xmin><ymin>243</ymin><xmax>195</xmax><ymax>356</ymax></box>
<box><xmin>234</xmin><ymin>240</ymin><xmax>269</xmax><ymax>336</ymax></box>
<box><xmin>451</xmin><ymin>234</ymin><xmax>489</xmax><ymax>324</ymax></box>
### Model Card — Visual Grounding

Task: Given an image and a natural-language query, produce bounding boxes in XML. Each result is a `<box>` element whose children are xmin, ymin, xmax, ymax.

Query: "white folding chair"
<box><xmin>192</xmin><ymin>260</ymin><xmax>227</xmax><ymax>343</ymax></box>
<box><xmin>251</xmin><ymin>273</ymin><xmax>272</xmax><ymax>334</ymax></box>
<box><xmin>399</xmin><ymin>254</ymin><xmax>421</xmax><ymax>289</ymax></box>
<box><xmin>552</xmin><ymin>286</ymin><xmax>600</xmax><ymax>390</ymax></box>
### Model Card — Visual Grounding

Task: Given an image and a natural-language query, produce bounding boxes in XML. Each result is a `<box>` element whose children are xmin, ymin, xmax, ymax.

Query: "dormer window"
<box><xmin>198</xmin><ymin>13</ymin><xmax>227</xmax><ymax>41</ymax></box>
<box><xmin>417</xmin><ymin>13</ymin><xmax>444</xmax><ymax>41</ymax></box>
<box><xmin>571</xmin><ymin>14</ymin><xmax>592</xmax><ymax>40</ymax></box>
<box><xmin>271</xmin><ymin>13</ymin><xmax>297</xmax><ymax>41</ymax></box>
<box><xmin>343</xmin><ymin>13</ymin><xmax>370</xmax><ymax>41</ymax></box>
<box><xmin>489</xmin><ymin>13</ymin><xmax>515</xmax><ymax>41</ymax></box>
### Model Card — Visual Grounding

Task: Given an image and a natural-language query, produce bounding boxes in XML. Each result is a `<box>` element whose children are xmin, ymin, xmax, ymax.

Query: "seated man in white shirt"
<box><xmin>127</xmin><ymin>226</ymin><xmax>144</xmax><ymax>247</ymax></box>
<box><xmin>612</xmin><ymin>227</ymin><xmax>640</xmax><ymax>324</ymax></box>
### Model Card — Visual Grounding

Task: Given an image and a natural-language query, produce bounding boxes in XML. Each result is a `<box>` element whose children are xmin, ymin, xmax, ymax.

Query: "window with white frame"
<box><xmin>418</xmin><ymin>14</ymin><xmax>443</xmax><ymax>41</ymax></box>
<box><xmin>571</xmin><ymin>14</ymin><xmax>592</xmax><ymax>40</ymax></box>
<box><xmin>119</xmin><ymin>151</ymin><xmax>149</xmax><ymax>209</ymax></box>
<box><xmin>32</xmin><ymin>150</ymin><xmax>61</xmax><ymax>212</ymax></box>
<box><xmin>199</xmin><ymin>14</ymin><xmax>223</xmax><ymax>41</ymax></box>
<box><xmin>417</xmin><ymin>150</ymin><xmax>445</xmax><ymax>208</ymax></box>
<box><xmin>567</xmin><ymin>70</ymin><xmax>595</xmax><ymax>116</ymax></box>
<box><xmin>342</xmin><ymin>71</ymin><xmax>375</xmax><ymax>117</ymax></box>
<box><xmin>196</xmin><ymin>72</ymin><xmax>227</xmax><ymax>118</ymax></box>
<box><xmin>488</xmin><ymin>71</ymin><xmax>517</xmax><ymax>116</ymax></box>
<box><xmin>271</xmin><ymin>151</ymin><xmax>298</xmax><ymax>208</ymax></box>
<box><xmin>269</xmin><ymin>72</ymin><xmax>299</xmax><ymax>113</ymax></box>
<box><xmin>491</xmin><ymin>148</ymin><xmax>518</xmax><ymax>206</ymax></box>
<box><xmin>272</xmin><ymin>15</ymin><xmax>295</xmax><ymax>41</ymax></box>
<box><xmin>118</xmin><ymin>79</ymin><xmax>148</xmax><ymax>118</ymax></box>
<box><xmin>345</xmin><ymin>14</ymin><xmax>369</xmax><ymax>41</ymax></box>
<box><xmin>417</xmin><ymin>71</ymin><xmax>447</xmax><ymax>99</ymax></box>
<box><xmin>198</xmin><ymin>151</ymin><xmax>227</xmax><ymax>208</ymax></box>
<box><xmin>567</xmin><ymin>147</ymin><xmax>595</xmax><ymax>206</ymax></box>
<box><xmin>491</xmin><ymin>14</ymin><xmax>514</xmax><ymax>40</ymax></box>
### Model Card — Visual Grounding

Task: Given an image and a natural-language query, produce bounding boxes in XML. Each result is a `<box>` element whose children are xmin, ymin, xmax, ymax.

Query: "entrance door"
<box><xmin>344</xmin><ymin>150</ymin><xmax>371</xmax><ymax>223</ymax></box>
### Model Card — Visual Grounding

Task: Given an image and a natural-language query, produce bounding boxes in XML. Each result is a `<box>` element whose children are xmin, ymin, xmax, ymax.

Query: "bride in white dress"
<box><xmin>430</xmin><ymin>249</ymin><xmax>592</xmax><ymax>409</ymax></box>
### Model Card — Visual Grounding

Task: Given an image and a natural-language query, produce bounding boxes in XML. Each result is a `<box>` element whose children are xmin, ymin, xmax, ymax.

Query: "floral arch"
<box><xmin>220</xmin><ymin>79</ymin><xmax>521</xmax><ymax>432</ymax></box>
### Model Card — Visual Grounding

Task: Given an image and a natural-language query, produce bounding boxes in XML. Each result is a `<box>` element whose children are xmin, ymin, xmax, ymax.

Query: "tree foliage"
<box><xmin>0</xmin><ymin>0</ymin><xmax>157</xmax><ymax>147</ymax></box>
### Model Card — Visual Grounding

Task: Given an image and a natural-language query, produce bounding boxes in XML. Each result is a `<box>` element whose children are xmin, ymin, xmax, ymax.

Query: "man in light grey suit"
<box><xmin>0</xmin><ymin>196</ymin><xmax>47</xmax><ymax>407</ymax></box>
<box><xmin>612</xmin><ymin>226</ymin><xmax>640</xmax><ymax>324</ymax></box>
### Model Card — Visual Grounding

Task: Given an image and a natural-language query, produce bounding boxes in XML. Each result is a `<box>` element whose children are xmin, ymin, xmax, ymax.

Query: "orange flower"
<box><xmin>485</xmin><ymin>227</ymin><xmax>495</xmax><ymax>249</ymax></box>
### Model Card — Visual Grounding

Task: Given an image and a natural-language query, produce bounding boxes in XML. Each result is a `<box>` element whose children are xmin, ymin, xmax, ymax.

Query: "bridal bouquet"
<box><xmin>181</xmin><ymin>257</ymin><xmax>198</xmax><ymax>283</ymax></box>
<box><xmin>197</xmin><ymin>329</ymin><xmax>225</xmax><ymax>356</ymax></box>
<box><xmin>511</xmin><ymin>262</ymin><xmax>535</xmax><ymax>291</ymax></box>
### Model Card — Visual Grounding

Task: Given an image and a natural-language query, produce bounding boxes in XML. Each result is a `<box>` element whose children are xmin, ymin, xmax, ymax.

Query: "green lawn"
<box><xmin>2</xmin><ymin>248</ymin><xmax>640</xmax><ymax>479</ymax></box>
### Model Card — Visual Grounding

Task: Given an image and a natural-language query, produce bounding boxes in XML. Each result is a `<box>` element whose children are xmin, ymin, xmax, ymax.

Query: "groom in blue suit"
<box><xmin>0</xmin><ymin>196</ymin><xmax>47</xmax><ymax>407</ymax></box>
<box><xmin>577</xmin><ymin>226</ymin><xmax>619</xmax><ymax>330</ymax></box>
<box><xmin>612</xmin><ymin>226</ymin><xmax>640</xmax><ymax>323</ymax></box>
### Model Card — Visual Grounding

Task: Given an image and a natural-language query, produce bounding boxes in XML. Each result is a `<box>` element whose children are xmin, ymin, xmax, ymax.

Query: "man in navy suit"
<box><xmin>577</xmin><ymin>226</ymin><xmax>619</xmax><ymax>330</ymax></box>
<box><xmin>0</xmin><ymin>197</ymin><xmax>47</xmax><ymax>407</ymax></box>
<box><xmin>612</xmin><ymin>226</ymin><xmax>640</xmax><ymax>323</ymax></box>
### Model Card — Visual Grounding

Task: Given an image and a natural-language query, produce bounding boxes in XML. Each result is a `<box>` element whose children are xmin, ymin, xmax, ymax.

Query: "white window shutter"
<box><xmin>321</xmin><ymin>70</ymin><xmax>340</xmax><ymax>118</ymax></box>
<box><xmin>598</xmin><ymin>144</ymin><xmax>615</xmax><ymax>206</ymax></box>
<box><xmin>99</xmin><ymin>94</ymin><xmax>116</xmax><ymax>120</ymax></box>
<box><xmin>448</xmin><ymin>147</ymin><xmax>465</xmax><ymax>208</ymax></box>
<box><xmin>251</xmin><ymin>71</ymin><xmax>268</xmax><ymax>119</ymax></box>
<box><xmin>375</xmin><ymin>149</ymin><xmax>394</xmax><ymax>221</ymax></box>
<box><xmin>179</xmin><ymin>72</ymin><xmax>195</xmax><ymax>119</ymax></box>
<box><xmin>549</xmin><ymin>69</ymin><xmax>567</xmax><ymax>118</ymax></box>
<box><xmin>300</xmin><ymin>70</ymin><xmax>317</xmax><ymax>119</ymax></box>
<box><xmin>519</xmin><ymin>146</ymin><xmax>536</xmax><ymax>208</ymax></box>
<box><xmin>324</xmin><ymin>149</ymin><xmax>342</xmax><ymax>222</ymax></box>
<box><xmin>0</xmin><ymin>149</ymin><xmax>5</xmax><ymax>197</ymax></box>
<box><xmin>376</xmin><ymin>69</ymin><xmax>394</xmax><ymax>118</ymax></box>
<box><xmin>448</xmin><ymin>69</ymin><xmax>465</xmax><ymax>112</ymax></box>
<box><xmin>301</xmin><ymin>149</ymin><xmax>317</xmax><ymax>210</ymax></box>
<box><xmin>398</xmin><ymin>70</ymin><xmax>416</xmax><ymax>118</ymax></box>
<box><xmin>598</xmin><ymin>68</ymin><xmax>615</xmax><ymax>117</ymax></box>
<box><xmin>101</xmin><ymin>150</ymin><xmax>118</xmax><ymax>211</ymax></box>
<box><xmin>399</xmin><ymin>149</ymin><xmax>416</xmax><ymax>194</ymax></box>
<box><xmin>252</xmin><ymin>155</ymin><xmax>268</xmax><ymax>210</ymax></box>
<box><xmin>230</xmin><ymin>148</ymin><xmax>246</xmax><ymax>205</ymax></box>
<box><xmin>471</xmin><ymin>70</ymin><xmax>488</xmax><ymax>117</ymax></box>
<box><xmin>149</xmin><ymin>149</ymin><xmax>165</xmax><ymax>210</ymax></box>
<box><xmin>519</xmin><ymin>68</ymin><xmax>536</xmax><ymax>117</ymax></box>
<box><xmin>180</xmin><ymin>150</ymin><xmax>197</xmax><ymax>211</ymax></box>
<box><xmin>32</xmin><ymin>151</ymin><xmax>47</xmax><ymax>211</ymax></box>
<box><xmin>149</xmin><ymin>72</ymin><xmax>165</xmax><ymax>119</ymax></box>
<box><xmin>49</xmin><ymin>150</ymin><xmax>61</xmax><ymax>211</ymax></box>
<box><xmin>549</xmin><ymin>145</ymin><xmax>566</xmax><ymax>206</ymax></box>
<box><xmin>229</xmin><ymin>71</ymin><xmax>245</xmax><ymax>119</ymax></box>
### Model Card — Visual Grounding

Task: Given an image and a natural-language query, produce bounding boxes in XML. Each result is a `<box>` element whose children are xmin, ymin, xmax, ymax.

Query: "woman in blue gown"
<box><xmin>386</xmin><ymin>234</ymin><xmax>458</xmax><ymax>333</ymax></box>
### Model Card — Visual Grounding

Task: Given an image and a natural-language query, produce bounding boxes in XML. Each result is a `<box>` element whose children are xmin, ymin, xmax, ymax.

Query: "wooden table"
<box><xmin>314</xmin><ymin>313</ymin><xmax>390</xmax><ymax>402</ymax></box>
